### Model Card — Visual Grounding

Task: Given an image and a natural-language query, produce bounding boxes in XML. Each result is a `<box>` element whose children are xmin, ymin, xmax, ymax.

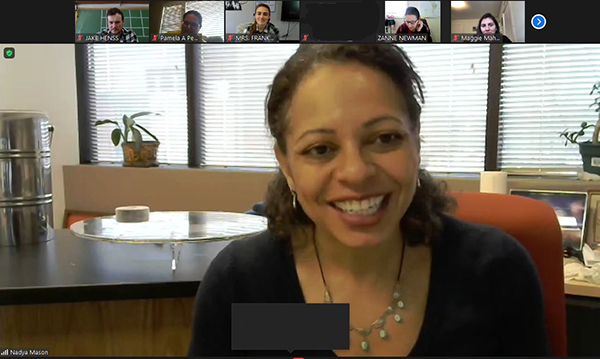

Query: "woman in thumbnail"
<box><xmin>188</xmin><ymin>45</ymin><xmax>548</xmax><ymax>356</ymax></box>
<box><xmin>236</xmin><ymin>3</ymin><xmax>280</xmax><ymax>41</ymax></box>
<box><xmin>477</xmin><ymin>13</ymin><xmax>512</xmax><ymax>43</ymax></box>
<box><xmin>396</xmin><ymin>6</ymin><xmax>433</xmax><ymax>42</ymax></box>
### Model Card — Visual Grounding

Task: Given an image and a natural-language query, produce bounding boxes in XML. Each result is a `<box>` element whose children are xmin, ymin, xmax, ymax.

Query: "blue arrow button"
<box><xmin>531</xmin><ymin>14</ymin><xmax>546</xmax><ymax>30</ymax></box>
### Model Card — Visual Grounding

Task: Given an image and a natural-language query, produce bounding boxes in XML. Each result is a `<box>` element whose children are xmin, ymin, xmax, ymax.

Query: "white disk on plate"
<box><xmin>115</xmin><ymin>205</ymin><xmax>150</xmax><ymax>223</ymax></box>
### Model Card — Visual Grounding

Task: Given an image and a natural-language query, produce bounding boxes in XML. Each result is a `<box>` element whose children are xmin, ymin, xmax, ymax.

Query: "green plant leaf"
<box><xmin>122</xmin><ymin>115</ymin><xmax>133</xmax><ymax>142</ymax></box>
<box><xmin>130</xmin><ymin>111</ymin><xmax>160</xmax><ymax>120</ymax></box>
<box><xmin>111</xmin><ymin>128</ymin><xmax>123</xmax><ymax>146</ymax></box>
<box><xmin>131</xmin><ymin>127</ymin><xmax>143</xmax><ymax>154</ymax></box>
<box><xmin>134</xmin><ymin>123</ymin><xmax>159</xmax><ymax>143</ymax></box>
<box><xmin>95</xmin><ymin>119</ymin><xmax>120</xmax><ymax>127</ymax></box>
<box><xmin>123</xmin><ymin>115</ymin><xmax>134</xmax><ymax>127</ymax></box>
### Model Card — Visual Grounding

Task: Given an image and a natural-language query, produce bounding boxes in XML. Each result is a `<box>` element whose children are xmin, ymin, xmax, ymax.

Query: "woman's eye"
<box><xmin>308</xmin><ymin>145</ymin><xmax>331</xmax><ymax>156</ymax></box>
<box><xmin>376</xmin><ymin>133</ymin><xmax>402</xmax><ymax>145</ymax></box>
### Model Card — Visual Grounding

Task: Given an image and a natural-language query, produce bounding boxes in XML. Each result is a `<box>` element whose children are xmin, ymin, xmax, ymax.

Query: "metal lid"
<box><xmin>0</xmin><ymin>111</ymin><xmax>51</xmax><ymax>152</ymax></box>
<box><xmin>0</xmin><ymin>110</ymin><xmax>49</xmax><ymax>118</ymax></box>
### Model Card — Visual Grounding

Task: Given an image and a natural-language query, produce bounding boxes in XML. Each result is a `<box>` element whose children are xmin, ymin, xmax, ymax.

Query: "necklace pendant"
<box><xmin>379</xmin><ymin>329</ymin><xmax>388</xmax><ymax>339</ymax></box>
<box><xmin>358</xmin><ymin>327</ymin><xmax>372</xmax><ymax>336</ymax></box>
<box><xmin>324</xmin><ymin>290</ymin><xmax>332</xmax><ymax>303</ymax></box>
<box><xmin>397</xmin><ymin>300</ymin><xmax>405</xmax><ymax>309</ymax></box>
<box><xmin>360</xmin><ymin>341</ymin><xmax>369</xmax><ymax>351</ymax></box>
<box><xmin>394</xmin><ymin>314</ymin><xmax>403</xmax><ymax>323</ymax></box>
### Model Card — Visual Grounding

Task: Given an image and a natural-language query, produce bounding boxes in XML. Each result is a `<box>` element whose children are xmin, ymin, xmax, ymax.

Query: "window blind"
<box><xmin>159</xmin><ymin>2</ymin><xmax>224</xmax><ymax>39</ymax></box>
<box><xmin>198</xmin><ymin>44</ymin><xmax>489</xmax><ymax>172</ymax></box>
<box><xmin>87</xmin><ymin>44</ymin><xmax>188</xmax><ymax>164</ymax></box>
<box><xmin>186</xmin><ymin>1</ymin><xmax>225</xmax><ymax>40</ymax></box>
<box><xmin>399</xmin><ymin>44</ymin><xmax>490</xmax><ymax>173</ymax></box>
<box><xmin>199</xmin><ymin>44</ymin><xmax>299</xmax><ymax>167</ymax></box>
<box><xmin>160</xmin><ymin>4</ymin><xmax>184</xmax><ymax>33</ymax></box>
<box><xmin>499</xmin><ymin>44</ymin><xmax>600</xmax><ymax>174</ymax></box>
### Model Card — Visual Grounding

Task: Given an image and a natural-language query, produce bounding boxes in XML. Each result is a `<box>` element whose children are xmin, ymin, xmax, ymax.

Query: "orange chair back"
<box><xmin>450</xmin><ymin>192</ymin><xmax>567</xmax><ymax>356</ymax></box>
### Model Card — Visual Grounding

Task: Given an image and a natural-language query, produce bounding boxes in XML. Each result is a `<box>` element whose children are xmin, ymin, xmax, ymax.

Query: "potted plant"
<box><xmin>95</xmin><ymin>112</ymin><xmax>161</xmax><ymax>167</ymax></box>
<box><xmin>560</xmin><ymin>81</ymin><xmax>600</xmax><ymax>176</ymax></box>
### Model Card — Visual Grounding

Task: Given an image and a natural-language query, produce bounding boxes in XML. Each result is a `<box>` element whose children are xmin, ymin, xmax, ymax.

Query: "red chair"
<box><xmin>450</xmin><ymin>192</ymin><xmax>567</xmax><ymax>356</ymax></box>
<box><xmin>63</xmin><ymin>210</ymin><xmax>109</xmax><ymax>229</ymax></box>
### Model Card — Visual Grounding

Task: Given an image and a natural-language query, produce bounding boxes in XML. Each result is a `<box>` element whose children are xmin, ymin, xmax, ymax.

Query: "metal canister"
<box><xmin>0</xmin><ymin>111</ymin><xmax>54</xmax><ymax>246</ymax></box>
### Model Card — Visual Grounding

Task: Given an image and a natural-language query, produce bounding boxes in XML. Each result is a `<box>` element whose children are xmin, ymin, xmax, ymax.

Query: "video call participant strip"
<box><xmin>0</xmin><ymin>1</ymin><xmax>595</xmax><ymax>44</ymax></box>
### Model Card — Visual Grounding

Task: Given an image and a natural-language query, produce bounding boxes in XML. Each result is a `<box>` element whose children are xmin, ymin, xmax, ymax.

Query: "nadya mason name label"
<box><xmin>3</xmin><ymin>348</ymin><xmax>50</xmax><ymax>357</ymax></box>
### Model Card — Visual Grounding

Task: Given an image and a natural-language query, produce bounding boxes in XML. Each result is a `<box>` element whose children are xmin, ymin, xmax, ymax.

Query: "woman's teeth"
<box><xmin>333</xmin><ymin>195</ymin><xmax>385</xmax><ymax>216</ymax></box>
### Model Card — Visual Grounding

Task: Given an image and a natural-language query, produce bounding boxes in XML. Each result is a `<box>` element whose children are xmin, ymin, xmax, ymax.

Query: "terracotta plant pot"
<box><xmin>122</xmin><ymin>141</ymin><xmax>160</xmax><ymax>167</ymax></box>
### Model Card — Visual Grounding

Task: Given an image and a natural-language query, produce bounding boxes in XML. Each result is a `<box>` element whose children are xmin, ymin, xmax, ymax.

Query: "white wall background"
<box><xmin>451</xmin><ymin>18</ymin><xmax>479</xmax><ymax>33</ymax></box>
<box><xmin>225</xmin><ymin>1</ymin><xmax>300</xmax><ymax>41</ymax></box>
<box><xmin>504</xmin><ymin>1</ymin><xmax>525</xmax><ymax>42</ymax></box>
<box><xmin>0</xmin><ymin>45</ymin><xmax>79</xmax><ymax>229</ymax></box>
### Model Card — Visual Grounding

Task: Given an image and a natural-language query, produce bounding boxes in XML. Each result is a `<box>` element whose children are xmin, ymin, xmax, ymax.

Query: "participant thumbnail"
<box><xmin>150</xmin><ymin>1</ymin><xmax>224</xmax><ymax>43</ymax></box>
<box><xmin>451</xmin><ymin>1</ymin><xmax>524</xmax><ymax>43</ymax></box>
<box><xmin>225</xmin><ymin>1</ymin><xmax>300</xmax><ymax>43</ymax></box>
<box><xmin>384</xmin><ymin>1</ymin><xmax>441</xmax><ymax>42</ymax></box>
<box><xmin>75</xmin><ymin>1</ymin><xmax>150</xmax><ymax>43</ymax></box>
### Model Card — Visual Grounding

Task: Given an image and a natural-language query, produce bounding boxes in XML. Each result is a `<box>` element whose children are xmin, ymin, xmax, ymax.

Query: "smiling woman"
<box><xmin>236</xmin><ymin>3</ymin><xmax>280</xmax><ymax>40</ymax></box>
<box><xmin>187</xmin><ymin>45</ymin><xmax>549</xmax><ymax>357</ymax></box>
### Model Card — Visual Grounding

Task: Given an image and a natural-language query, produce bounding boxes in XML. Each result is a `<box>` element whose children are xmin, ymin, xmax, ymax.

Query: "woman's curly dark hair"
<box><xmin>264</xmin><ymin>44</ymin><xmax>455</xmax><ymax>245</ymax></box>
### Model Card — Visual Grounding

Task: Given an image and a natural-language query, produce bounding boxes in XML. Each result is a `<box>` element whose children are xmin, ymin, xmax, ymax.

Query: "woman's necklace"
<box><xmin>313</xmin><ymin>233</ymin><xmax>407</xmax><ymax>353</ymax></box>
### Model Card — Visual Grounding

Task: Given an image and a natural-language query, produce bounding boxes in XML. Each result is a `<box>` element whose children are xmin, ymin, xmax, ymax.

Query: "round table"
<box><xmin>70</xmin><ymin>211</ymin><xmax>268</xmax><ymax>270</ymax></box>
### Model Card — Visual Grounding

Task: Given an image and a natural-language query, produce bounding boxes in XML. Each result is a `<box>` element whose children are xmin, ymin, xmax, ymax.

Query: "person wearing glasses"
<box><xmin>166</xmin><ymin>10</ymin><xmax>206</xmax><ymax>42</ymax></box>
<box><xmin>236</xmin><ymin>3</ymin><xmax>280</xmax><ymax>41</ymax></box>
<box><xmin>477</xmin><ymin>13</ymin><xmax>512</xmax><ymax>43</ymax></box>
<box><xmin>395</xmin><ymin>6</ymin><xmax>432</xmax><ymax>42</ymax></box>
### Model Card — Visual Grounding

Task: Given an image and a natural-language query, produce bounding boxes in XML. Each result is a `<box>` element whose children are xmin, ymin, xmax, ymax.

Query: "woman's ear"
<box><xmin>275</xmin><ymin>144</ymin><xmax>295</xmax><ymax>190</ymax></box>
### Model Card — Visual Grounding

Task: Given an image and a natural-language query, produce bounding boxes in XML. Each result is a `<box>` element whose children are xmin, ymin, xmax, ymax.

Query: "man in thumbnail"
<box><xmin>96</xmin><ymin>8</ymin><xmax>139</xmax><ymax>43</ymax></box>
<box><xmin>477</xmin><ymin>13</ymin><xmax>512</xmax><ymax>43</ymax></box>
<box><xmin>166</xmin><ymin>10</ymin><xmax>207</xmax><ymax>42</ymax></box>
<box><xmin>396</xmin><ymin>6</ymin><xmax>432</xmax><ymax>42</ymax></box>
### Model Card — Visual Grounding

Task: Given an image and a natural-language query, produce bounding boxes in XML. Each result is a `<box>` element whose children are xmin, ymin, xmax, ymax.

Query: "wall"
<box><xmin>451</xmin><ymin>18</ymin><xmax>479</xmax><ymax>33</ymax></box>
<box><xmin>0</xmin><ymin>45</ymin><xmax>79</xmax><ymax>229</ymax></box>
<box><xmin>225</xmin><ymin>1</ymin><xmax>300</xmax><ymax>41</ymax></box>
<box><xmin>426</xmin><ymin>18</ymin><xmax>441</xmax><ymax>42</ymax></box>
<box><xmin>63</xmin><ymin>165</ymin><xmax>600</xmax><ymax>221</ymax></box>
<box><xmin>507</xmin><ymin>1</ymin><xmax>525</xmax><ymax>42</ymax></box>
<box><xmin>63</xmin><ymin>165</ymin><xmax>276</xmax><ymax>216</ymax></box>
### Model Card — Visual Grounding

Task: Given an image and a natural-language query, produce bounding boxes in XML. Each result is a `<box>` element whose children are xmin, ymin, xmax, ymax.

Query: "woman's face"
<box><xmin>182</xmin><ymin>14</ymin><xmax>200</xmax><ymax>35</ymax></box>
<box><xmin>480</xmin><ymin>17</ymin><xmax>497</xmax><ymax>34</ymax></box>
<box><xmin>277</xmin><ymin>63</ymin><xmax>420</xmax><ymax>248</ymax></box>
<box><xmin>404</xmin><ymin>14</ymin><xmax>418</xmax><ymax>32</ymax></box>
<box><xmin>255</xmin><ymin>6</ymin><xmax>270</xmax><ymax>26</ymax></box>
